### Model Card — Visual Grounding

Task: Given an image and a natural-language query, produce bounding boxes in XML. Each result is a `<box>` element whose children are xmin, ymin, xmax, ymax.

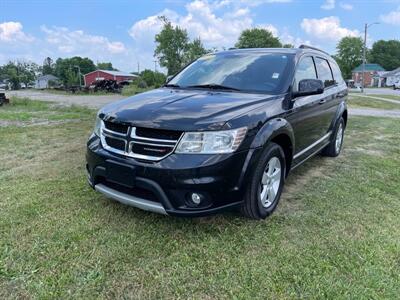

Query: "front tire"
<box><xmin>241</xmin><ymin>143</ymin><xmax>286</xmax><ymax>220</ymax></box>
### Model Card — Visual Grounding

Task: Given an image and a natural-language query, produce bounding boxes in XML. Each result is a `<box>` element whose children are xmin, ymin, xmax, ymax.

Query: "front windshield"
<box><xmin>168</xmin><ymin>52</ymin><xmax>293</xmax><ymax>94</ymax></box>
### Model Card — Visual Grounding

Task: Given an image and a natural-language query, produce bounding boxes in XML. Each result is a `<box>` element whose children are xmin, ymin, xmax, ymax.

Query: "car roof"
<box><xmin>215</xmin><ymin>47</ymin><xmax>332</xmax><ymax>59</ymax></box>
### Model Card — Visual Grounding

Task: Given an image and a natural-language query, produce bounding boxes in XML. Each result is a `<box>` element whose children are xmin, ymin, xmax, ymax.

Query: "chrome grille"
<box><xmin>100</xmin><ymin>120</ymin><xmax>183</xmax><ymax>161</ymax></box>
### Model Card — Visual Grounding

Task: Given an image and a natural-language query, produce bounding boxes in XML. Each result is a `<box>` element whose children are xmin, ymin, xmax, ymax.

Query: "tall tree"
<box><xmin>42</xmin><ymin>57</ymin><xmax>54</xmax><ymax>75</ymax></box>
<box><xmin>334</xmin><ymin>36</ymin><xmax>363</xmax><ymax>79</ymax></box>
<box><xmin>154</xmin><ymin>16</ymin><xmax>190</xmax><ymax>75</ymax></box>
<box><xmin>0</xmin><ymin>61</ymin><xmax>38</xmax><ymax>89</ymax></box>
<box><xmin>97</xmin><ymin>62</ymin><xmax>117</xmax><ymax>71</ymax></box>
<box><xmin>369</xmin><ymin>40</ymin><xmax>400</xmax><ymax>71</ymax></box>
<box><xmin>282</xmin><ymin>43</ymin><xmax>294</xmax><ymax>48</ymax></box>
<box><xmin>185</xmin><ymin>38</ymin><xmax>208</xmax><ymax>63</ymax></box>
<box><xmin>235</xmin><ymin>28</ymin><xmax>282</xmax><ymax>49</ymax></box>
<box><xmin>54</xmin><ymin>56</ymin><xmax>96</xmax><ymax>86</ymax></box>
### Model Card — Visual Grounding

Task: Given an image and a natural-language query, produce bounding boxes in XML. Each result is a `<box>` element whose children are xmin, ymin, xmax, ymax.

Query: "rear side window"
<box><xmin>329</xmin><ymin>60</ymin><xmax>345</xmax><ymax>85</ymax></box>
<box><xmin>315</xmin><ymin>57</ymin><xmax>335</xmax><ymax>88</ymax></box>
<box><xmin>293</xmin><ymin>56</ymin><xmax>317</xmax><ymax>92</ymax></box>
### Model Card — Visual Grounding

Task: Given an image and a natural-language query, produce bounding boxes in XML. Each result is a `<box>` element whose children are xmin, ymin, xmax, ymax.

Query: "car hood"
<box><xmin>100</xmin><ymin>88</ymin><xmax>277</xmax><ymax>131</ymax></box>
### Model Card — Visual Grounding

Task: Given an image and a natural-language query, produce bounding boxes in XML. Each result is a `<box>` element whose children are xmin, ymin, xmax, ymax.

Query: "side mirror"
<box><xmin>166</xmin><ymin>75</ymin><xmax>174</xmax><ymax>83</ymax></box>
<box><xmin>293</xmin><ymin>79</ymin><xmax>324</xmax><ymax>98</ymax></box>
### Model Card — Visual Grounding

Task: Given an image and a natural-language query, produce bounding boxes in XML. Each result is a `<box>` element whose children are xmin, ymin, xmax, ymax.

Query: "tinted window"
<box><xmin>329</xmin><ymin>60</ymin><xmax>345</xmax><ymax>85</ymax></box>
<box><xmin>293</xmin><ymin>56</ymin><xmax>317</xmax><ymax>92</ymax></box>
<box><xmin>315</xmin><ymin>57</ymin><xmax>335</xmax><ymax>87</ymax></box>
<box><xmin>169</xmin><ymin>53</ymin><xmax>292</xmax><ymax>94</ymax></box>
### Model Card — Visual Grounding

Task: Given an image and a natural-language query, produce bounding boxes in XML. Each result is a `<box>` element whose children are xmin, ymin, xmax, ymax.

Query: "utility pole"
<box><xmin>361</xmin><ymin>23</ymin><xmax>367</xmax><ymax>93</ymax></box>
<box><xmin>361</xmin><ymin>22</ymin><xmax>379</xmax><ymax>93</ymax></box>
<box><xmin>153</xmin><ymin>60</ymin><xmax>157</xmax><ymax>72</ymax></box>
<box><xmin>137</xmin><ymin>62</ymin><xmax>140</xmax><ymax>75</ymax></box>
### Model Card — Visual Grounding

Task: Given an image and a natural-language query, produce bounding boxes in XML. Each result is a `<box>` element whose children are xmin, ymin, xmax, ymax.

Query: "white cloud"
<box><xmin>321</xmin><ymin>0</ymin><xmax>335</xmax><ymax>10</ymax></box>
<box><xmin>127</xmin><ymin>0</ymin><xmax>308</xmax><ymax>70</ymax></box>
<box><xmin>213</xmin><ymin>0</ymin><xmax>292</xmax><ymax>8</ymax></box>
<box><xmin>259</xmin><ymin>24</ymin><xmax>279</xmax><ymax>37</ymax></box>
<box><xmin>41</xmin><ymin>26</ymin><xmax>126</xmax><ymax>54</ymax></box>
<box><xmin>128</xmin><ymin>0</ymin><xmax>256</xmax><ymax>63</ymax></box>
<box><xmin>129</xmin><ymin>0</ymin><xmax>290</xmax><ymax>53</ymax></box>
<box><xmin>0</xmin><ymin>21</ymin><xmax>34</xmax><ymax>42</ymax></box>
<box><xmin>301</xmin><ymin>16</ymin><xmax>360</xmax><ymax>41</ymax></box>
<box><xmin>380</xmin><ymin>8</ymin><xmax>400</xmax><ymax>26</ymax></box>
<box><xmin>339</xmin><ymin>2</ymin><xmax>353</xmax><ymax>10</ymax></box>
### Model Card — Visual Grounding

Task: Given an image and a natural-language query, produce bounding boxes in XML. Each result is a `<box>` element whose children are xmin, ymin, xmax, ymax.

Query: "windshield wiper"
<box><xmin>164</xmin><ymin>83</ymin><xmax>181</xmax><ymax>88</ymax></box>
<box><xmin>186</xmin><ymin>83</ymin><xmax>241</xmax><ymax>91</ymax></box>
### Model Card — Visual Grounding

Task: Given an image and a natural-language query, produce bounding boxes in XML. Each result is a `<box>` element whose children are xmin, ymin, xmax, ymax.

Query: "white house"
<box><xmin>382</xmin><ymin>67</ymin><xmax>400</xmax><ymax>87</ymax></box>
<box><xmin>35</xmin><ymin>74</ymin><xmax>60</xmax><ymax>89</ymax></box>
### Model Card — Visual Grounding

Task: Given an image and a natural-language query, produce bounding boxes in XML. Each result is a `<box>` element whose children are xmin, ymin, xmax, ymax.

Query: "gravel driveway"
<box><xmin>7</xmin><ymin>90</ymin><xmax>125</xmax><ymax>109</ymax></box>
<box><xmin>6</xmin><ymin>89</ymin><xmax>400</xmax><ymax>118</ymax></box>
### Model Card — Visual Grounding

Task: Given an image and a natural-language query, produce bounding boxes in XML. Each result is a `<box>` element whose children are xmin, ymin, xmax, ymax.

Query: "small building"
<box><xmin>381</xmin><ymin>67</ymin><xmax>400</xmax><ymax>87</ymax></box>
<box><xmin>352</xmin><ymin>63</ymin><xmax>386</xmax><ymax>87</ymax></box>
<box><xmin>34</xmin><ymin>74</ymin><xmax>60</xmax><ymax>89</ymax></box>
<box><xmin>83</xmin><ymin>70</ymin><xmax>138</xmax><ymax>87</ymax></box>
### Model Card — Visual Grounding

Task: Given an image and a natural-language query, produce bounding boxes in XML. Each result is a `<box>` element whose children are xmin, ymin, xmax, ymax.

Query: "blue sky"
<box><xmin>1</xmin><ymin>0</ymin><xmax>399</xmax><ymax>72</ymax></box>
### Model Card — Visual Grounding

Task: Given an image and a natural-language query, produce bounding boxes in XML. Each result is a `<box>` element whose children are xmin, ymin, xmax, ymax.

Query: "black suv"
<box><xmin>86</xmin><ymin>46</ymin><xmax>347</xmax><ymax>219</ymax></box>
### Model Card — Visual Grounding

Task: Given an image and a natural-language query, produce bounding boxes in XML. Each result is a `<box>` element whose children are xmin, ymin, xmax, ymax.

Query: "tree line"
<box><xmin>334</xmin><ymin>37</ymin><xmax>400</xmax><ymax>79</ymax></box>
<box><xmin>1</xmin><ymin>17</ymin><xmax>399</xmax><ymax>90</ymax></box>
<box><xmin>154</xmin><ymin>16</ymin><xmax>400</xmax><ymax>79</ymax></box>
<box><xmin>0</xmin><ymin>56</ymin><xmax>167</xmax><ymax>89</ymax></box>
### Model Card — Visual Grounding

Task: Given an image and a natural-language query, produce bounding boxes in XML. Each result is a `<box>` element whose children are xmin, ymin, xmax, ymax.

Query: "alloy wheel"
<box><xmin>260</xmin><ymin>156</ymin><xmax>281</xmax><ymax>208</ymax></box>
<box><xmin>335</xmin><ymin>123</ymin><xmax>344</xmax><ymax>154</ymax></box>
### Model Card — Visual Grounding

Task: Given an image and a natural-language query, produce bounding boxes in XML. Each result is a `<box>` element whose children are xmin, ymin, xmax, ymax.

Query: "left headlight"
<box><xmin>175</xmin><ymin>127</ymin><xmax>247</xmax><ymax>154</ymax></box>
<box><xmin>93</xmin><ymin>116</ymin><xmax>103</xmax><ymax>137</ymax></box>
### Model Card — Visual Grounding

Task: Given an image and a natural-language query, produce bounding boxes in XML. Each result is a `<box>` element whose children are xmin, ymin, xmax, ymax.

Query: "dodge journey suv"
<box><xmin>86</xmin><ymin>45</ymin><xmax>347</xmax><ymax>219</ymax></box>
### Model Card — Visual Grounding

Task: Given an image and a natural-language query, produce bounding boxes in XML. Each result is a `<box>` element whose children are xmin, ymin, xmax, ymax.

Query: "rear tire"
<box><xmin>241</xmin><ymin>143</ymin><xmax>286</xmax><ymax>220</ymax></box>
<box><xmin>322</xmin><ymin>117</ymin><xmax>345</xmax><ymax>157</ymax></box>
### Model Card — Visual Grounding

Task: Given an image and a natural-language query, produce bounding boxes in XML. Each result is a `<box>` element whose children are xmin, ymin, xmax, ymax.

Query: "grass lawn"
<box><xmin>1</xmin><ymin>98</ymin><xmax>400</xmax><ymax>299</ymax></box>
<box><xmin>348</xmin><ymin>95</ymin><xmax>400</xmax><ymax>110</ymax></box>
<box><xmin>370</xmin><ymin>94</ymin><xmax>400</xmax><ymax>102</ymax></box>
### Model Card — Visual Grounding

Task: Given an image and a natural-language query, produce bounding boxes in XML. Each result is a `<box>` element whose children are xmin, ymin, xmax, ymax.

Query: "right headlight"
<box><xmin>93</xmin><ymin>115</ymin><xmax>103</xmax><ymax>137</ymax></box>
<box><xmin>175</xmin><ymin>127</ymin><xmax>247</xmax><ymax>154</ymax></box>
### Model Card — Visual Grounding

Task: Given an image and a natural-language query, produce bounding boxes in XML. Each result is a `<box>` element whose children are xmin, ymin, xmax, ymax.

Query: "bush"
<box><xmin>140</xmin><ymin>69</ymin><xmax>166</xmax><ymax>88</ymax></box>
<box><xmin>121</xmin><ymin>83</ymin><xmax>151</xmax><ymax>97</ymax></box>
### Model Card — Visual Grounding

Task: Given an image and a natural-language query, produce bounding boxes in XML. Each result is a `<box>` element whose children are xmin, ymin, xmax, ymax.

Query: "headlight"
<box><xmin>93</xmin><ymin>116</ymin><xmax>102</xmax><ymax>137</ymax></box>
<box><xmin>175</xmin><ymin>127</ymin><xmax>247</xmax><ymax>154</ymax></box>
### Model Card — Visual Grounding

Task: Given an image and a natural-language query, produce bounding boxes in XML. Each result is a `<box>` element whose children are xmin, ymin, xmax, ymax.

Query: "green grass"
<box><xmin>0</xmin><ymin>97</ymin><xmax>94</xmax><ymax>123</ymax></box>
<box><xmin>348</xmin><ymin>95</ymin><xmax>400</xmax><ymax>110</ymax></box>
<box><xmin>1</xmin><ymin>99</ymin><xmax>400</xmax><ymax>298</ymax></box>
<box><xmin>369</xmin><ymin>94</ymin><xmax>400</xmax><ymax>102</ymax></box>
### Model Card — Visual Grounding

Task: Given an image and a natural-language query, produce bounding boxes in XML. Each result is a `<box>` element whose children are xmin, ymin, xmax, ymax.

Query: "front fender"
<box><xmin>250</xmin><ymin>117</ymin><xmax>295</xmax><ymax>151</ymax></box>
<box><xmin>235</xmin><ymin>118</ymin><xmax>295</xmax><ymax>187</ymax></box>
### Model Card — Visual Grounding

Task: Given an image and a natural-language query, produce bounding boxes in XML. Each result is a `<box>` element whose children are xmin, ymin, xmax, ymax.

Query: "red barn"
<box><xmin>84</xmin><ymin>70</ymin><xmax>138</xmax><ymax>87</ymax></box>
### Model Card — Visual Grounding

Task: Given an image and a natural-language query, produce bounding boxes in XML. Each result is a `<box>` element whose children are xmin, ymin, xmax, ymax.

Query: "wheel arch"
<box><xmin>342</xmin><ymin>109</ymin><xmax>348</xmax><ymax>128</ymax></box>
<box><xmin>250</xmin><ymin>117</ymin><xmax>295</xmax><ymax>177</ymax></box>
<box><xmin>331</xmin><ymin>101</ymin><xmax>347</xmax><ymax>132</ymax></box>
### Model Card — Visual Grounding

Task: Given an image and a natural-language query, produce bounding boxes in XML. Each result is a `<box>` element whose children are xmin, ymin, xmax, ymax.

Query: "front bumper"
<box><xmin>86</xmin><ymin>134</ymin><xmax>261</xmax><ymax>217</ymax></box>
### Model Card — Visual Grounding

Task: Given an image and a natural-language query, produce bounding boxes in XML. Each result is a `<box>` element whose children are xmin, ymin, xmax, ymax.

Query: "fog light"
<box><xmin>191</xmin><ymin>193</ymin><xmax>201</xmax><ymax>205</ymax></box>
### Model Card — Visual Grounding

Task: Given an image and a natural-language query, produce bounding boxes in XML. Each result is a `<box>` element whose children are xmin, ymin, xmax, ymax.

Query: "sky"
<box><xmin>1</xmin><ymin>0</ymin><xmax>400</xmax><ymax>73</ymax></box>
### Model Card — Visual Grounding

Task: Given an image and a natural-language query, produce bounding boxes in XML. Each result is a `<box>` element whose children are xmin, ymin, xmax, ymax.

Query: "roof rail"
<box><xmin>299</xmin><ymin>44</ymin><xmax>330</xmax><ymax>56</ymax></box>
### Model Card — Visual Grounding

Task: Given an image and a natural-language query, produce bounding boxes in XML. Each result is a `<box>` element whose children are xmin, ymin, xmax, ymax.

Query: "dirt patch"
<box><xmin>0</xmin><ymin>119</ymin><xmax>82</xmax><ymax>127</ymax></box>
<box><xmin>7</xmin><ymin>90</ymin><xmax>124</xmax><ymax>109</ymax></box>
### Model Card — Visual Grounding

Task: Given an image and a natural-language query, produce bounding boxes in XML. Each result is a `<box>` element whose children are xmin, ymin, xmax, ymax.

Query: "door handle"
<box><xmin>319</xmin><ymin>99</ymin><xmax>326</xmax><ymax>104</ymax></box>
